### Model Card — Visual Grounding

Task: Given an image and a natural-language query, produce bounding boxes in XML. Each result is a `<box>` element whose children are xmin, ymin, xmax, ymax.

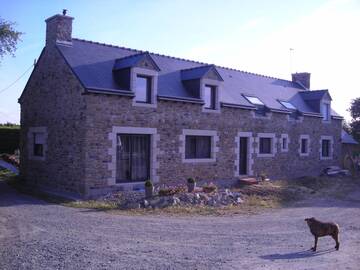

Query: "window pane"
<box><xmin>259</xmin><ymin>138</ymin><xmax>271</xmax><ymax>154</ymax></box>
<box><xmin>245</xmin><ymin>96</ymin><xmax>264</xmax><ymax>105</ymax></box>
<box><xmin>322</xmin><ymin>140</ymin><xmax>330</xmax><ymax>157</ymax></box>
<box><xmin>196</xmin><ymin>136</ymin><xmax>211</xmax><ymax>158</ymax></box>
<box><xmin>135</xmin><ymin>76</ymin><xmax>151</xmax><ymax>103</ymax></box>
<box><xmin>185</xmin><ymin>135</ymin><xmax>211</xmax><ymax>159</ymax></box>
<box><xmin>301</xmin><ymin>139</ymin><xmax>308</xmax><ymax>153</ymax></box>
<box><xmin>282</xmin><ymin>138</ymin><xmax>287</xmax><ymax>149</ymax></box>
<box><xmin>280</xmin><ymin>101</ymin><xmax>296</xmax><ymax>110</ymax></box>
<box><xmin>204</xmin><ymin>85</ymin><xmax>215</xmax><ymax>109</ymax></box>
<box><xmin>322</xmin><ymin>103</ymin><xmax>330</xmax><ymax>121</ymax></box>
<box><xmin>33</xmin><ymin>133</ymin><xmax>44</xmax><ymax>157</ymax></box>
<box><xmin>185</xmin><ymin>136</ymin><xmax>196</xmax><ymax>159</ymax></box>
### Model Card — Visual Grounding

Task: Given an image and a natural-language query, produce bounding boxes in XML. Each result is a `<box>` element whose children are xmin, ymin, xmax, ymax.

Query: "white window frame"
<box><xmin>28</xmin><ymin>127</ymin><xmax>48</xmax><ymax>161</ymax></box>
<box><xmin>107</xmin><ymin>126</ymin><xmax>160</xmax><ymax>186</ymax></box>
<box><xmin>234</xmin><ymin>132</ymin><xmax>254</xmax><ymax>177</ymax></box>
<box><xmin>131</xmin><ymin>67</ymin><xmax>158</xmax><ymax>108</ymax></box>
<box><xmin>280</xmin><ymin>134</ymin><xmax>289</xmax><ymax>152</ymax></box>
<box><xmin>319</xmin><ymin>135</ymin><xmax>333</xmax><ymax>160</ymax></box>
<box><xmin>179</xmin><ymin>129</ymin><xmax>219</xmax><ymax>163</ymax></box>
<box><xmin>255</xmin><ymin>133</ymin><xmax>277</xmax><ymax>157</ymax></box>
<box><xmin>321</xmin><ymin>101</ymin><xmax>331</xmax><ymax>123</ymax></box>
<box><xmin>201</xmin><ymin>78</ymin><xmax>221</xmax><ymax>113</ymax></box>
<box><xmin>299</xmin><ymin>134</ymin><xmax>310</xmax><ymax>157</ymax></box>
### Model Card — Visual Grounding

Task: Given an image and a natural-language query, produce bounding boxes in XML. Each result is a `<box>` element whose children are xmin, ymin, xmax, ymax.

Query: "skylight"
<box><xmin>279</xmin><ymin>100</ymin><xmax>296</xmax><ymax>110</ymax></box>
<box><xmin>244</xmin><ymin>95</ymin><xmax>264</xmax><ymax>106</ymax></box>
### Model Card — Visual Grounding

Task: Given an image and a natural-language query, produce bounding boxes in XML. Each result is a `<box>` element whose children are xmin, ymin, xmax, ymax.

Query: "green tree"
<box><xmin>0</xmin><ymin>17</ymin><xmax>22</xmax><ymax>60</ymax></box>
<box><xmin>349</xmin><ymin>97</ymin><xmax>360</xmax><ymax>142</ymax></box>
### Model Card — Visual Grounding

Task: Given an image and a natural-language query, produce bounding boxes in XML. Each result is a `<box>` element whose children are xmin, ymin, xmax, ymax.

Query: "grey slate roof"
<box><xmin>57</xmin><ymin>38</ymin><xmax>341</xmax><ymax>116</ymax></box>
<box><xmin>300</xmin><ymin>90</ymin><xmax>332</xmax><ymax>101</ymax></box>
<box><xmin>113</xmin><ymin>52</ymin><xmax>160</xmax><ymax>71</ymax></box>
<box><xmin>181</xmin><ymin>65</ymin><xmax>223</xmax><ymax>81</ymax></box>
<box><xmin>342</xmin><ymin>130</ymin><xmax>359</xmax><ymax>144</ymax></box>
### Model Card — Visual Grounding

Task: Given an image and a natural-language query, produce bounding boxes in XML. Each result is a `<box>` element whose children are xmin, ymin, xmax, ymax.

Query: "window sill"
<box><xmin>183</xmin><ymin>158</ymin><xmax>216</xmax><ymax>163</ymax></box>
<box><xmin>132</xmin><ymin>101</ymin><xmax>157</xmax><ymax>108</ymax></box>
<box><xmin>29</xmin><ymin>155</ymin><xmax>46</xmax><ymax>161</ymax></box>
<box><xmin>257</xmin><ymin>153</ymin><xmax>275</xmax><ymax>158</ymax></box>
<box><xmin>202</xmin><ymin>107</ymin><xmax>221</xmax><ymax>113</ymax></box>
<box><xmin>320</xmin><ymin>156</ymin><xmax>332</xmax><ymax>160</ymax></box>
<box><xmin>299</xmin><ymin>153</ymin><xmax>310</xmax><ymax>157</ymax></box>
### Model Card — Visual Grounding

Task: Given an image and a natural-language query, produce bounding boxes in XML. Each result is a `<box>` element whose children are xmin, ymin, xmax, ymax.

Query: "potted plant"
<box><xmin>144</xmin><ymin>180</ymin><xmax>154</xmax><ymax>198</ymax></box>
<box><xmin>187</xmin><ymin>177</ymin><xmax>196</xmax><ymax>192</ymax></box>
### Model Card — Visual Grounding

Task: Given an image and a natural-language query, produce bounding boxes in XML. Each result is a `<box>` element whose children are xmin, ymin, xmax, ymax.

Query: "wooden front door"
<box><xmin>116</xmin><ymin>134</ymin><xmax>150</xmax><ymax>183</ymax></box>
<box><xmin>239</xmin><ymin>137</ymin><xmax>248</xmax><ymax>175</ymax></box>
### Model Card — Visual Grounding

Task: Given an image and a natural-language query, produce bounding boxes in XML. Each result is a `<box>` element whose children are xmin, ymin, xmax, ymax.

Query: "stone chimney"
<box><xmin>45</xmin><ymin>10</ymin><xmax>74</xmax><ymax>46</ymax></box>
<box><xmin>292</xmin><ymin>72</ymin><xmax>311</xmax><ymax>89</ymax></box>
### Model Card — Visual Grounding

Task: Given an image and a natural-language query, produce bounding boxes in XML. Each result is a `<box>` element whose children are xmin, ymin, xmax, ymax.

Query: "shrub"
<box><xmin>0</xmin><ymin>127</ymin><xmax>20</xmax><ymax>154</ymax></box>
<box><xmin>144</xmin><ymin>180</ymin><xmax>153</xmax><ymax>188</ymax></box>
<box><xmin>202</xmin><ymin>182</ymin><xmax>217</xmax><ymax>193</ymax></box>
<box><xmin>187</xmin><ymin>177</ymin><xmax>195</xmax><ymax>184</ymax></box>
<box><xmin>259</xmin><ymin>173</ymin><xmax>267</xmax><ymax>181</ymax></box>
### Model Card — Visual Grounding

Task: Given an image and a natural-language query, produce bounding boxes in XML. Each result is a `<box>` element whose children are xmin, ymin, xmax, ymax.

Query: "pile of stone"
<box><xmin>99</xmin><ymin>187</ymin><xmax>244</xmax><ymax>210</ymax></box>
<box><xmin>323</xmin><ymin>166</ymin><xmax>350</xmax><ymax>177</ymax></box>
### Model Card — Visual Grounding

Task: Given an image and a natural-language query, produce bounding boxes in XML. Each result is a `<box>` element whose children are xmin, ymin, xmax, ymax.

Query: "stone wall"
<box><xmin>19</xmin><ymin>46</ymin><xmax>87</xmax><ymax>195</ymax></box>
<box><xmin>83</xmin><ymin>93</ymin><xmax>342</xmax><ymax>193</ymax></box>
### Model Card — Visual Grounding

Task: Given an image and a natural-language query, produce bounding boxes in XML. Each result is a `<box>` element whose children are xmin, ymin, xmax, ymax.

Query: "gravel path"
<box><xmin>1</xmin><ymin>181</ymin><xmax>360</xmax><ymax>270</ymax></box>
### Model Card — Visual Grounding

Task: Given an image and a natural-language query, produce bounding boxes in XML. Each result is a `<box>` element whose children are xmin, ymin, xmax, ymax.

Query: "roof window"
<box><xmin>244</xmin><ymin>95</ymin><xmax>264</xmax><ymax>106</ymax></box>
<box><xmin>279</xmin><ymin>100</ymin><xmax>296</xmax><ymax>110</ymax></box>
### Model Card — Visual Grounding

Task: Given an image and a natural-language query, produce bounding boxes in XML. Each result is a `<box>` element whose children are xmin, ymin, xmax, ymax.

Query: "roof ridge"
<box><xmin>180</xmin><ymin>64</ymin><xmax>214</xmax><ymax>72</ymax></box>
<box><xmin>114</xmin><ymin>51</ymin><xmax>149</xmax><ymax>61</ymax></box>
<box><xmin>71</xmin><ymin>37</ymin><xmax>299</xmax><ymax>84</ymax></box>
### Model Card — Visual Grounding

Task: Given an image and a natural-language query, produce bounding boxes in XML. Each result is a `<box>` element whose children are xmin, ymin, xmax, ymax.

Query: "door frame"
<box><xmin>234</xmin><ymin>132</ymin><xmax>254</xmax><ymax>177</ymax></box>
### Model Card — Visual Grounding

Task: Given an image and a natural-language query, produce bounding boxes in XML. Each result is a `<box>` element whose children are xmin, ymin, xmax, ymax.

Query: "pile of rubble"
<box><xmin>323</xmin><ymin>166</ymin><xmax>351</xmax><ymax>177</ymax></box>
<box><xmin>100</xmin><ymin>188</ymin><xmax>244</xmax><ymax>210</ymax></box>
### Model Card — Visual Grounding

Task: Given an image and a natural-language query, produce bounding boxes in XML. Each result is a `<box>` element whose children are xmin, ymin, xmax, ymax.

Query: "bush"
<box><xmin>158</xmin><ymin>185</ymin><xmax>187</xmax><ymax>196</ymax></box>
<box><xmin>144</xmin><ymin>180</ymin><xmax>153</xmax><ymax>188</ymax></box>
<box><xmin>202</xmin><ymin>183</ymin><xmax>217</xmax><ymax>193</ymax></box>
<box><xmin>0</xmin><ymin>127</ymin><xmax>20</xmax><ymax>154</ymax></box>
<box><xmin>187</xmin><ymin>177</ymin><xmax>195</xmax><ymax>184</ymax></box>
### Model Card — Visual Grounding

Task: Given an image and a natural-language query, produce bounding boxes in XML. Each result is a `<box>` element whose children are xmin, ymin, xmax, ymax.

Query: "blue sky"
<box><xmin>0</xmin><ymin>0</ymin><xmax>359</xmax><ymax>123</ymax></box>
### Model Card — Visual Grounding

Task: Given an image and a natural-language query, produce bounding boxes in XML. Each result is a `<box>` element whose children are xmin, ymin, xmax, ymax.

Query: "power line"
<box><xmin>0</xmin><ymin>63</ymin><xmax>34</xmax><ymax>95</ymax></box>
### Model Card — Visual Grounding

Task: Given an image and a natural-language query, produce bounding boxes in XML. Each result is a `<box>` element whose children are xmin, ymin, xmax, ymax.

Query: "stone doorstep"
<box><xmin>238</xmin><ymin>178</ymin><xmax>259</xmax><ymax>185</ymax></box>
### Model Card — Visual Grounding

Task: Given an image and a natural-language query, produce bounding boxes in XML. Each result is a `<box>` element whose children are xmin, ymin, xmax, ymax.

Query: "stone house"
<box><xmin>19</xmin><ymin>12</ymin><xmax>343</xmax><ymax>198</ymax></box>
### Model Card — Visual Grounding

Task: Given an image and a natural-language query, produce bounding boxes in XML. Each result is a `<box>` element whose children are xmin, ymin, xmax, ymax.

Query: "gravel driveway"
<box><xmin>1</xmin><ymin>180</ymin><xmax>360</xmax><ymax>270</ymax></box>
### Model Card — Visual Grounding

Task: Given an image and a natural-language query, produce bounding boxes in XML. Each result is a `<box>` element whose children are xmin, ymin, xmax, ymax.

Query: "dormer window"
<box><xmin>135</xmin><ymin>75</ymin><xmax>152</xmax><ymax>103</ymax></box>
<box><xmin>113</xmin><ymin>52</ymin><xmax>160</xmax><ymax>108</ymax></box>
<box><xmin>322</xmin><ymin>102</ymin><xmax>330</xmax><ymax>121</ymax></box>
<box><xmin>204</xmin><ymin>85</ymin><xmax>216</xmax><ymax>109</ymax></box>
<box><xmin>181</xmin><ymin>65</ymin><xmax>223</xmax><ymax>113</ymax></box>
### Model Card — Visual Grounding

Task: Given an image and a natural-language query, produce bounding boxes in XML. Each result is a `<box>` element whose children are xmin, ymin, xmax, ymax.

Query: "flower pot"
<box><xmin>145</xmin><ymin>186</ymin><xmax>154</xmax><ymax>198</ymax></box>
<box><xmin>187</xmin><ymin>182</ymin><xmax>196</xmax><ymax>193</ymax></box>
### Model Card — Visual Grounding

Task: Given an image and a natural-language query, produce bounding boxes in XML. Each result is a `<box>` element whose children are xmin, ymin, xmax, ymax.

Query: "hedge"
<box><xmin>0</xmin><ymin>127</ymin><xmax>20</xmax><ymax>154</ymax></box>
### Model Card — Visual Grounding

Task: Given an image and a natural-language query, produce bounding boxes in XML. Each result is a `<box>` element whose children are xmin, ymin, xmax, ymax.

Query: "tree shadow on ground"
<box><xmin>260</xmin><ymin>248</ymin><xmax>335</xmax><ymax>260</ymax></box>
